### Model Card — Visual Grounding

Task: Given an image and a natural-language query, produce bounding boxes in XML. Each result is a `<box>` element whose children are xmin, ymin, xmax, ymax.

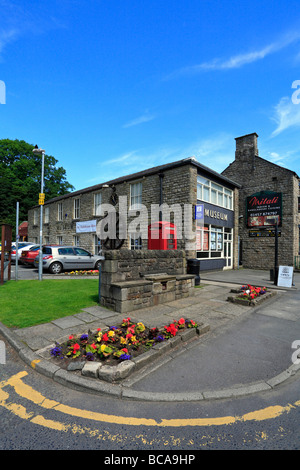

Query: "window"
<box><xmin>57</xmin><ymin>203</ymin><xmax>63</xmax><ymax>221</ymax></box>
<box><xmin>93</xmin><ymin>235</ymin><xmax>102</xmax><ymax>255</ymax></box>
<box><xmin>74</xmin><ymin>198</ymin><xmax>80</xmax><ymax>219</ymax></box>
<box><xmin>197</xmin><ymin>176</ymin><xmax>233</xmax><ymax>209</ymax></box>
<box><xmin>130</xmin><ymin>182</ymin><xmax>142</xmax><ymax>209</ymax></box>
<box><xmin>130</xmin><ymin>233</ymin><xmax>142</xmax><ymax>250</ymax></box>
<box><xmin>33</xmin><ymin>209</ymin><xmax>38</xmax><ymax>225</ymax></box>
<box><xmin>73</xmin><ymin>235</ymin><xmax>80</xmax><ymax>246</ymax></box>
<box><xmin>94</xmin><ymin>193</ymin><xmax>102</xmax><ymax>215</ymax></box>
<box><xmin>57</xmin><ymin>236</ymin><xmax>63</xmax><ymax>245</ymax></box>
<box><xmin>197</xmin><ymin>225</ymin><xmax>225</xmax><ymax>259</ymax></box>
<box><xmin>44</xmin><ymin>206</ymin><xmax>49</xmax><ymax>224</ymax></box>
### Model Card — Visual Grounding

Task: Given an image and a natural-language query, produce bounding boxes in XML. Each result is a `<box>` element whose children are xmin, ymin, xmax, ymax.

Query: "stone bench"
<box><xmin>100</xmin><ymin>273</ymin><xmax>196</xmax><ymax>313</ymax></box>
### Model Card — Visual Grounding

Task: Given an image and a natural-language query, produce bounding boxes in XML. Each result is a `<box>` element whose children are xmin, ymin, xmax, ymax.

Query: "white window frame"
<box><xmin>93</xmin><ymin>235</ymin><xmax>102</xmax><ymax>255</ymax></box>
<box><xmin>130</xmin><ymin>233</ymin><xmax>143</xmax><ymax>250</ymax></box>
<box><xmin>57</xmin><ymin>202</ymin><xmax>63</xmax><ymax>221</ymax></box>
<box><xmin>130</xmin><ymin>181</ymin><xmax>142</xmax><ymax>209</ymax></box>
<box><xmin>73</xmin><ymin>235</ymin><xmax>80</xmax><ymax>246</ymax></box>
<box><xmin>74</xmin><ymin>198</ymin><xmax>80</xmax><ymax>219</ymax></box>
<box><xmin>57</xmin><ymin>235</ymin><xmax>63</xmax><ymax>245</ymax></box>
<box><xmin>94</xmin><ymin>192</ymin><xmax>102</xmax><ymax>216</ymax></box>
<box><xmin>44</xmin><ymin>206</ymin><xmax>50</xmax><ymax>224</ymax></box>
<box><xmin>33</xmin><ymin>209</ymin><xmax>38</xmax><ymax>225</ymax></box>
<box><xmin>197</xmin><ymin>176</ymin><xmax>233</xmax><ymax>210</ymax></box>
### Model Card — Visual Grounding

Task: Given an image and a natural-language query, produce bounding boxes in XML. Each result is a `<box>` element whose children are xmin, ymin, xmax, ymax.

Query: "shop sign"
<box><xmin>76</xmin><ymin>220</ymin><xmax>97</xmax><ymax>233</ymax></box>
<box><xmin>246</xmin><ymin>191</ymin><xmax>282</xmax><ymax>228</ymax></box>
<box><xmin>204</xmin><ymin>208</ymin><xmax>228</xmax><ymax>221</ymax></box>
<box><xmin>195</xmin><ymin>204</ymin><xmax>204</xmax><ymax>219</ymax></box>
<box><xmin>249</xmin><ymin>228</ymin><xmax>281</xmax><ymax>237</ymax></box>
<box><xmin>277</xmin><ymin>266</ymin><xmax>294</xmax><ymax>288</ymax></box>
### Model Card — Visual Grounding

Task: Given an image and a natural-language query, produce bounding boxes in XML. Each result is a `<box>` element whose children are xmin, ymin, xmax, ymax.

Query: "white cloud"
<box><xmin>122</xmin><ymin>113</ymin><xmax>155</xmax><ymax>128</ymax></box>
<box><xmin>88</xmin><ymin>133</ymin><xmax>235</xmax><ymax>184</ymax></box>
<box><xmin>0</xmin><ymin>28</ymin><xmax>19</xmax><ymax>55</ymax></box>
<box><xmin>165</xmin><ymin>31</ymin><xmax>300</xmax><ymax>79</ymax></box>
<box><xmin>271</xmin><ymin>96</ymin><xmax>300</xmax><ymax>136</ymax></box>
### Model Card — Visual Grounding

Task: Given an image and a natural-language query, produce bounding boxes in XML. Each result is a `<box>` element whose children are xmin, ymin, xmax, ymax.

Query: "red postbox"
<box><xmin>148</xmin><ymin>221</ymin><xmax>177</xmax><ymax>250</ymax></box>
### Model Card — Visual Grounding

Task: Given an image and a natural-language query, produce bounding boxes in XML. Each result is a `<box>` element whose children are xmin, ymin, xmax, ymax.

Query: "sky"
<box><xmin>1</xmin><ymin>0</ymin><xmax>300</xmax><ymax>192</ymax></box>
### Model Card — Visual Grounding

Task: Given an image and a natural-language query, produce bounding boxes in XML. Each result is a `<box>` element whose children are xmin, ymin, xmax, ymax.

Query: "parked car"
<box><xmin>11</xmin><ymin>242</ymin><xmax>36</xmax><ymax>263</ymax></box>
<box><xmin>20</xmin><ymin>245</ymin><xmax>40</xmax><ymax>265</ymax></box>
<box><xmin>33</xmin><ymin>245</ymin><xmax>105</xmax><ymax>274</ymax></box>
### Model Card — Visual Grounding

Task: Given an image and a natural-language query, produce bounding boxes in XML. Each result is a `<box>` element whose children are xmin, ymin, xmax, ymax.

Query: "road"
<box><xmin>1</xmin><ymin>263</ymin><xmax>300</xmax><ymax>452</ymax></box>
<box><xmin>1</xmin><ymin>329</ymin><xmax>300</xmax><ymax>452</ymax></box>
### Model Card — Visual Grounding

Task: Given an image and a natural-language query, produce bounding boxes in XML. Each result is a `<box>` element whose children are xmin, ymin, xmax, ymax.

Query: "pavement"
<box><xmin>1</xmin><ymin>268</ymin><xmax>300</xmax><ymax>402</ymax></box>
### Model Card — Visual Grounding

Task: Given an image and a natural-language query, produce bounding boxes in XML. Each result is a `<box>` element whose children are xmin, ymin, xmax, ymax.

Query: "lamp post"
<box><xmin>32</xmin><ymin>146</ymin><xmax>45</xmax><ymax>281</ymax></box>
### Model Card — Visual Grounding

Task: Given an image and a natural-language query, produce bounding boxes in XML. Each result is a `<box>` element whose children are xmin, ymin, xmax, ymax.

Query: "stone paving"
<box><xmin>13</xmin><ymin>281</ymin><xmax>249</xmax><ymax>352</ymax></box>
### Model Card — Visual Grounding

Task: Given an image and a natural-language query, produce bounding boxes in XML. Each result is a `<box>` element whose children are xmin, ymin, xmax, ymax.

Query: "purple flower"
<box><xmin>80</xmin><ymin>334</ymin><xmax>88</xmax><ymax>341</ymax></box>
<box><xmin>120</xmin><ymin>354</ymin><xmax>131</xmax><ymax>361</ymax></box>
<box><xmin>50</xmin><ymin>346</ymin><xmax>62</xmax><ymax>357</ymax></box>
<box><xmin>86</xmin><ymin>352</ymin><xmax>94</xmax><ymax>361</ymax></box>
<box><xmin>156</xmin><ymin>335</ymin><xmax>165</xmax><ymax>342</ymax></box>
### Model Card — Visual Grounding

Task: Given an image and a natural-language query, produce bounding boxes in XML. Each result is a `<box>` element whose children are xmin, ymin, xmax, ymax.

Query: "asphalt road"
<box><xmin>1</xmin><ymin>326</ymin><xmax>300</xmax><ymax>452</ymax></box>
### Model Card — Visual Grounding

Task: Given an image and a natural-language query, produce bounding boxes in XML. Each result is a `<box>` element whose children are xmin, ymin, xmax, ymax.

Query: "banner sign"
<box><xmin>246</xmin><ymin>191</ymin><xmax>282</xmax><ymax>228</ymax></box>
<box><xmin>76</xmin><ymin>220</ymin><xmax>97</xmax><ymax>233</ymax></box>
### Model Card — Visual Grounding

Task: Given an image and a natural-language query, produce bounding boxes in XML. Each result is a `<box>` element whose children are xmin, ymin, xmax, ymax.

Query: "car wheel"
<box><xmin>49</xmin><ymin>262</ymin><xmax>63</xmax><ymax>274</ymax></box>
<box><xmin>94</xmin><ymin>260</ymin><xmax>102</xmax><ymax>270</ymax></box>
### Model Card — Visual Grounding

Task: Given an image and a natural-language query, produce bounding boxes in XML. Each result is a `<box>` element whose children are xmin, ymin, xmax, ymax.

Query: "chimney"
<box><xmin>235</xmin><ymin>133</ymin><xmax>258</xmax><ymax>163</ymax></box>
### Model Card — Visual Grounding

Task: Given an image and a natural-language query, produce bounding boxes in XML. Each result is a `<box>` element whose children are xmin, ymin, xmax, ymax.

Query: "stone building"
<box><xmin>28</xmin><ymin>157</ymin><xmax>240</xmax><ymax>271</ymax></box>
<box><xmin>222</xmin><ymin>133</ymin><xmax>300</xmax><ymax>270</ymax></box>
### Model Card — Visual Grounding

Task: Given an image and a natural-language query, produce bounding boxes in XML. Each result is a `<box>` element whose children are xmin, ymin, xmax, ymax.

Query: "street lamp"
<box><xmin>32</xmin><ymin>145</ymin><xmax>45</xmax><ymax>281</ymax></box>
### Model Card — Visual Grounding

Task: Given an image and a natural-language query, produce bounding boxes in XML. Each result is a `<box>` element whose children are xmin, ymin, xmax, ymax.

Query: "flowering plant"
<box><xmin>64</xmin><ymin>270</ymin><xmax>99</xmax><ymax>276</ymax></box>
<box><xmin>50</xmin><ymin>317</ymin><xmax>198</xmax><ymax>364</ymax></box>
<box><xmin>239</xmin><ymin>284</ymin><xmax>267</xmax><ymax>301</ymax></box>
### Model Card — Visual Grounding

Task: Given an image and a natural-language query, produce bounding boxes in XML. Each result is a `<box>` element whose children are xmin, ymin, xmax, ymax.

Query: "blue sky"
<box><xmin>1</xmin><ymin>0</ymin><xmax>300</xmax><ymax>191</ymax></box>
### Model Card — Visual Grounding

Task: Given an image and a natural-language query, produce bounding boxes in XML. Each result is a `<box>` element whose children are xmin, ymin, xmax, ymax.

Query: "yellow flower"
<box><xmin>96</xmin><ymin>332</ymin><xmax>102</xmax><ymax>342</ymax></box>
<box><xmin>120</xmin><ymin>337</ymin><xmax>127</xmax><ymax>344</ymax></box>
<box><xmin>137</xmin><ymin>322</ymin><xmax>145</xmax><ymax>332</ymax></box>
<box><xmin>100</xmin><ymin>344</ymin><xmax>106</xmax><ymax>352</ymax></box>
<box><xmin>108</xmin><ymin>330</ymin><xmax>115</xmax><ymax>337</ymax></box>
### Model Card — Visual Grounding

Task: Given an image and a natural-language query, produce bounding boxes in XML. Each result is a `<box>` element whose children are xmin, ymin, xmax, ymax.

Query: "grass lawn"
<box><xmin>0</xmin><ymin>279</ymin><xmax>99</xmax><ymax>329</ymax></box>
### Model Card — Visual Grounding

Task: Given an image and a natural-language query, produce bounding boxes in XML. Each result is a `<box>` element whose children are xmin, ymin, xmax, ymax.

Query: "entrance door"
<box><xmin>223</xmin><ymin>229</ymin><xmax>232</xmax><ymax>269</ymax></box>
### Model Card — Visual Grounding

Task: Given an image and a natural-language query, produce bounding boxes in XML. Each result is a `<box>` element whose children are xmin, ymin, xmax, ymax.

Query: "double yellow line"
<box><xmin>0</xmin><ymin>371</ymin><xmax>298</xmax><ymax>433</ymax></box>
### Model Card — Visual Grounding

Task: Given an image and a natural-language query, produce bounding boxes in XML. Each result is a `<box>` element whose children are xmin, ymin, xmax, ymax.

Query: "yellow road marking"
<box><xmin>0</xmin><ymin>371</ymin><xmax>297</xmax><ymax>431</ymax></box>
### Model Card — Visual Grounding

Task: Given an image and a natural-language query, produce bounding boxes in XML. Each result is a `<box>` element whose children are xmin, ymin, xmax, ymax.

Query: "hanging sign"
<box><xmin>246</xmin><ymin>191</ymin><xmax>282</xmax><ymax>228</ymax></box>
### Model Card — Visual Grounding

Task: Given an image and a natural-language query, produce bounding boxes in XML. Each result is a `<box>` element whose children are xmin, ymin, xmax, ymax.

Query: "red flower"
<box><xmin>122</xmin><ymin>348</ymin><xmax>128</xmax><ymax>353</ymax></box>
<box><xmin>73</xmin><ymin>343</ymin><xmax>80</xmax><ymax>350</ymax></box>
<box><xmin>178</xmin><ymin>318</ymin><xmax>185</xmax><ymax>325</ymax></box>
<box><xmin>102</xmin><ymin>333</ymin><xmax>109</xmax><ymax>342</ymax></box>
<box><xmin>69</xmin><ymin>335</ymin><xmax>74</xmax><ymax>340</ymax></box>
<box><xmin>166</xmin><ymin>323</ymin><xmax>178</xmax><ymax>336</ymax></box>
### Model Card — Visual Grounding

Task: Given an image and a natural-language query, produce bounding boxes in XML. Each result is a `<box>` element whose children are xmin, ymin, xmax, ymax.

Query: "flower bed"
<box><xmin>64</xmin><ymin>270</ymin><xmax>99</xmax><ymax>276</ymax></box>
<box><xmin>50</xmin><ymin>316</ymin><xmax>198</xmax><ymax>365</ymax></box>
<box><xmin>227</xmin><ymin>284</ymin><xmax>276</xmax><ymax>306</ymax></box>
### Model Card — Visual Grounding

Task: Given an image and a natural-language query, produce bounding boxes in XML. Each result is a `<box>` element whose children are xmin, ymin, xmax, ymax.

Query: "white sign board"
<box><xmin>76</xmin><ymin>220</ymin><xmax>97</xmax><ymax>233</ymax></box>
<box><xmin>277</xmin><ymin>266</ymin><xmax>294</xmax><ymax>288</ymax></box>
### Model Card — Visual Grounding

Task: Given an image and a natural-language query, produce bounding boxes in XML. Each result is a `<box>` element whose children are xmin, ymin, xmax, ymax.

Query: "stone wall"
<box><xmin>27</xmin><ymin>162</ymin><xmax>197</xmax><ymax>255</ymax></box>
<box><xmin>99</xmin><ymin>249</ymin><xmax>195</xmax><ymax>313</ymax></box>
<box><xmin>222</xmin><ymin>133</ymin><xmax>300</xmax><ymax>269</ymax></box>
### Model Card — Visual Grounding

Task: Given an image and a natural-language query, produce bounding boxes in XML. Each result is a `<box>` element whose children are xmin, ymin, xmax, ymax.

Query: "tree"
<box><xmin>0</xmin><ymin>139</ymin><xmax>75</xmax><ymax>237</ymax></box>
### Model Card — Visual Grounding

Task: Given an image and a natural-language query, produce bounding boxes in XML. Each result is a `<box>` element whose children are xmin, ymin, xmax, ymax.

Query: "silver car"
<box><xmin>34</xmin><ymin>245</ymin><xmax>104</xmax><ymax>274</ymax></box>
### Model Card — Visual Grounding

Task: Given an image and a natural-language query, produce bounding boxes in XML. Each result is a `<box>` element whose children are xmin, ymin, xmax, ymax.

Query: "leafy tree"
<box><xmin>0</xmin><ymin>139</ymin><xmax>75</xmax><ymax>237</ymax></box>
